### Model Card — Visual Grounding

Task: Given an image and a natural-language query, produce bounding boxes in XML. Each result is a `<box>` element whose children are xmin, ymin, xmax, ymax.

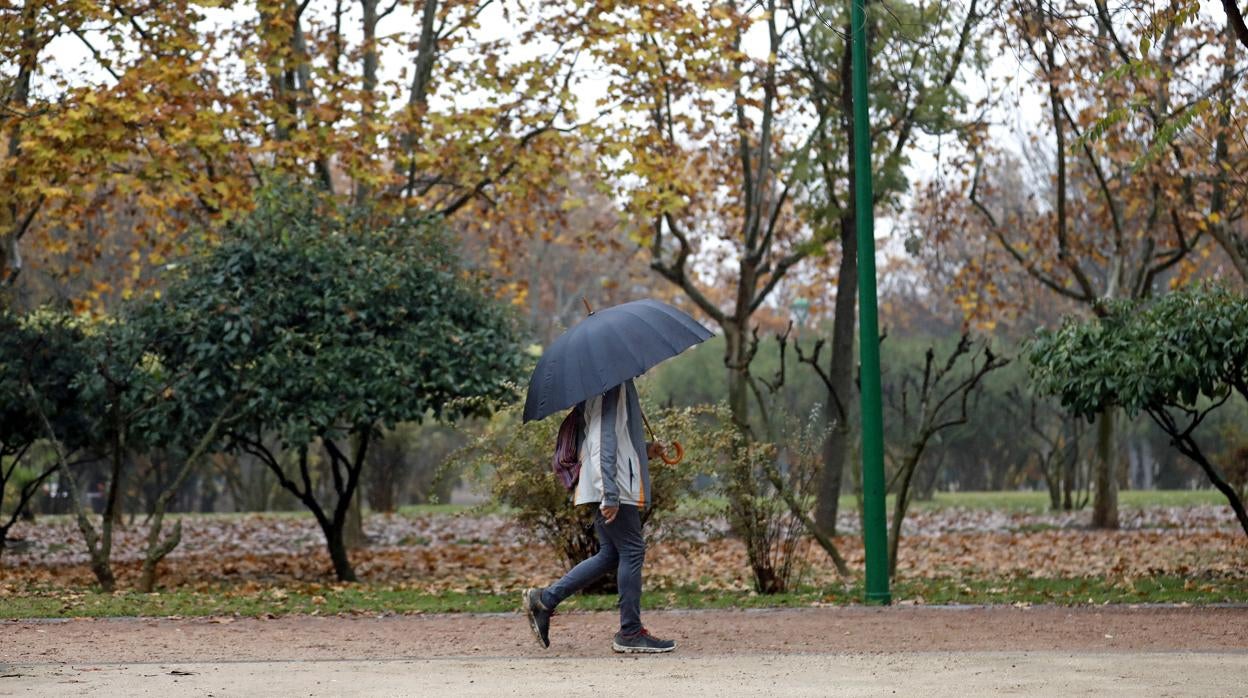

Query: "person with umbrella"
<box><xmin>520</xmin><ymin>300</ymin><xmax>712</xmax><ymax>654</ymax></box>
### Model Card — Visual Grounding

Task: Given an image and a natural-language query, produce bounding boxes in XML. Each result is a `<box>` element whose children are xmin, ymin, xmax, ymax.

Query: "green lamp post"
<box><xmin>850</xmin><ymin>0</ymin><xmax>891</xmax><ymax>605</ymax></box>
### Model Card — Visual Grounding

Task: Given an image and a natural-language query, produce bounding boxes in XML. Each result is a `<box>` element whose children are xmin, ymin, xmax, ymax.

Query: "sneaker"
<box><xmin>612</xmin><ymin>628</ymin><xmax>676</xmax><ymax>654</ymax></box>
<box><xmin>522</xmin><ymin>588</ymin><xmax>551</xmax><ymax>649</ymax></box>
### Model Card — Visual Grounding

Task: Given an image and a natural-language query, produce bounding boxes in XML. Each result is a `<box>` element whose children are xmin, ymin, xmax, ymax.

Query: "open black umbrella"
<box><xmin>522</xmin><ymin>299</ymin><xmax>714</xmax><ymax>423</ymax></box>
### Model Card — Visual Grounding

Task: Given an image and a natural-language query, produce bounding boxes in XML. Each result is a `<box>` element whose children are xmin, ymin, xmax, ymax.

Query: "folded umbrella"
<box><xmin>522</xmin><ymin>299</ymin><xmax>714</xmax><ymax>423</ymax></box>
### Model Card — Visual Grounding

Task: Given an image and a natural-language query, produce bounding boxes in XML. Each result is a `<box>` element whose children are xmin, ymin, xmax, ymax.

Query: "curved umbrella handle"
<box><xmin>659</xmin><ymin>441</ymin><xmax>684</xmax><ymax>465</ymax></box>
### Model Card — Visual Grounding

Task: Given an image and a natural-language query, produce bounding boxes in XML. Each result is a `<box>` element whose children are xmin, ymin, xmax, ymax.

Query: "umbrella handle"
<box><xmin>659</xmin><ymin>441</ymin><xmax>684</xmax><ymax>465</ymax></box>
<box><xmin>641</xmin><ymin>410</ymin><xmax>683</xmax><ymax>464</ymax></box>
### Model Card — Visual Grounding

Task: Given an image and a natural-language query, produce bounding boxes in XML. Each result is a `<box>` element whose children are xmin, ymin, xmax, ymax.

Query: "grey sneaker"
<box><xmin>522</xmin><ymin>588</ymin><xmax>551</xmax><ymax>649</ymax></box>
<box><xmin>612</xmin><ymin>628</ymin><xmax>676</xmax><ymax>654</ymax></box>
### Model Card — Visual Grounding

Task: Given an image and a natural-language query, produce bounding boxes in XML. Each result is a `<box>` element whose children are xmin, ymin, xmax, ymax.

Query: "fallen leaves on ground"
<box><xmin>0</xmin><ymin>506</ymin><xmax>1243</xmax><ymax>596</ymax></box>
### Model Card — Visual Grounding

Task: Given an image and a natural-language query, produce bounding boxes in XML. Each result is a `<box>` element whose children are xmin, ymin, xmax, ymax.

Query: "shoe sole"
<box><xmin>521</xmin><ymin>589</ymin><xmax>549</xmax><ymax>649</ymax></box>
<box><xmin>612</xmin><ymin>641</ymin><xmax>676</xmax><ymax>654</ymax></box>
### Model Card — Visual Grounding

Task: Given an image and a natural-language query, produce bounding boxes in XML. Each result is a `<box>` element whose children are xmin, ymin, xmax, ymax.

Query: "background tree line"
<box><xmin>4</xmin><ymin>0</ymin><xmax>1248</xmax><ymax>593</ymax></box>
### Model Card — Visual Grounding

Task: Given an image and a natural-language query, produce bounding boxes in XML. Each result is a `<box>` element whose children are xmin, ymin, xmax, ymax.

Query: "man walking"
<box><xmin>522</xmin><ymin>378</ymin><xmax>676</xmax><ymax>653</ymax></box>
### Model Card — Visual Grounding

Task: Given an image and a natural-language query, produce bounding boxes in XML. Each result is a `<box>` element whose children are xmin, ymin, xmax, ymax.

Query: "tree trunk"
<box><xmin>328</xmin><ymin>431</ymin><xmax>370</xmax><ymax>578</ymax></box>
<box><xmin>139</xmin><ymin>409</ymin><xmax>231</xmax><ymax>592</ymax></box>
<box><xmin>1190</xmin><ymin>456</ymin><xmax>1248</xmax><ymax>538</ymax></box>
<box><xmin>84</xmin><ymin>389</ymin><xmax>127</xmax><ymax>591</ymax></box>
<box><xmin>31</xmin><ymin>384</ymin><xmax>117</xmax><ymax>591</ymax></box>
<box><xmin>322</xmin><ymin>518</ymin><xmax>357</xmax><ymax>582</ymax></box>
<box><xmin>138</xmin><ymin>519</ymin><xmax>181</xmax><ymax>593</ymax></box>
<box><xmin>0</xmin><ymin>0</ymin><xmax>39</xmax><ymax>295</ymax></box>
<box><xmin>815</xmin><ymin>29</ymin><xmax>860</xmax><ymax>535</ymax></box>
<box><xmin>1045</xmin><ymin>458</ymin><xmax>1062</xmax><ymax>511</ymax></box>
<box><xmin>1062</xmin><ymin>446</ymin><xmax>1076</xmax><ymax>511</ymax></box>
<box><xmin>344</xmin><ymin>488</ymin><xmax>366</xmax><ymax>549</ymax></box>
<box><xmin>397</xmin><ymin>0</ymin><xmax>440</xmax><ymax>198</ymax></box>
<box><xmin>816</xmin><ymin>215</ymin><xmax>858</xmax><ymax>535</ymax></box>
<box><xmin>1091</xmin><ymin>409</ymin><xmax>1119</xmax><ymax>529</ymax></box>
<box><xmin>354</xmin><ymin>0</ymin><xmax>380</xmax><ymax>202</ymax></box>
<box><xmin>1152</xmin><ymin>411</ymin><xmax>1248</xmax><ymax>539</ymax></box>
<box><xmin>888</xmin><ymin>451</ymin><xmax>921</xmax><ymax>577</ymax></box>
<box><xmin>724</xmin><ymin>323</ymin><xmax>751</xmax><ymax>433</ymax></box>
<box><xmin>344</xmin><ymin>430</ymin><xmax>368</xmax><ymax>549</ymax></box>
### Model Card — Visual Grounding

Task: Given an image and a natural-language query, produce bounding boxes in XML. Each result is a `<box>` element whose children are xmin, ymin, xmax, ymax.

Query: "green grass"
<box><xmin>894</xmin><ymin>575</ymin><xmax>1248</xmax><ymax>605</ymax></box>
<box><xmin>909</xmin><ymin>490</ymin><xmax>1228</xmax><ymax>512</ymax></box>
<box><xmin>395</xmin><ymin>503</ymin><xmax>482</xmax><ymax>516</ymax></box>
<box><xmin>677</xmin><ymin>490</ymin><xmax>1229</xmax><ymax>518</ymax></box>
<box><xmin>5</xmin><ymin>575</ymin><xmax>1244</xmax><ymax>620</ymax></box>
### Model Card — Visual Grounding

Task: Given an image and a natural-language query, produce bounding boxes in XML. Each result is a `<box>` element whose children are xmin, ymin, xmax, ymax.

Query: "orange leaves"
<box><xmin>2</xmin><ymin>0</ymin><xmax>599</xmax><ymax>311</ymax></box>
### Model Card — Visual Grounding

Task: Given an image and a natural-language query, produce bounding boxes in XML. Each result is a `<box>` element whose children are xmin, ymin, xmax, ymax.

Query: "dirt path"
<box><xmin>5</xmin><ymin>653</ymin><xmax>1246</xmax><ymax>697</ymax></box>
<box><xmin>3</xmin><ymin>606</ymin><xmax>1246</xmax><ymax>696</ymax></box>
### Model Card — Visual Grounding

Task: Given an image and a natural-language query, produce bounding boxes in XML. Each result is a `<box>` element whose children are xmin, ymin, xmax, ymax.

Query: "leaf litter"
<box><xmin>1</xmin><ymin>506</ymin><xmax>1243</xmax><ymax>597</ymax></box>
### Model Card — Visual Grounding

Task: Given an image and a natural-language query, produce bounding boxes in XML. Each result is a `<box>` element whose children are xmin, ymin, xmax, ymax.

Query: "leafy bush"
<box><xmin>0</xmin><ymin>311</ymin><xmax>93</xmax><ymax>557</ymax></box>
<box><xmin>718</xmin><ymin>404</ymin><xmax>826</xmax><ymax>594</ymax></box>
<box><xmin>459</xmin><ymin>395</ymin><xmax>824</xmax><ymax>595</ymax></box>
<box><xmin>136</xmin><ymin>181</ymin><xmax>524</xmax><ymax>580</ymax></box>
<box><xmin>1028</xmin><ymin>284</ymin><xmax>1248</xmax><ymax>537</ymax></box>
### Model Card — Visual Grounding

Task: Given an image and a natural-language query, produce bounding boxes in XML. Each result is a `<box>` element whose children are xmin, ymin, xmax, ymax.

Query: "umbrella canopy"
<box><xmin>522</xmin><ymin>299</ymin><xmax>714</xmax><ymax>422</ymax></box>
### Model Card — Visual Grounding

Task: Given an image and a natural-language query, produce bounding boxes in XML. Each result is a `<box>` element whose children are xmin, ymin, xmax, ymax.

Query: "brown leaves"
<box><xmin>3</xmin><ymin>506</ymin><xmax>1243</xmax><ymax>597</ymax></box>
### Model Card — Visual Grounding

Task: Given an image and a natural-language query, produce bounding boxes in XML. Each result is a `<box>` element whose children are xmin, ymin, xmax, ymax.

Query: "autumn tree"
<box><xmin>576</xmin><ymin>2</ymin><xmax>842</xmax><ymax>589</ymax></box>
<box><xmin>917</xmin><ymin>1</ymin><xmax>1243</xmax><ymax>527</ymax></box>
<box><xmin>789</xmin><ymin>0</ymin><xmax>988</xmax><ymax>534</ymax></box>
<box><xmin>1</xmin><ymin>1</ymin><xmax>250</xmax><ymax>311</ymax></box>
<box><xmin>3</xmin><ymin>1</ymin><xmax>601</xmax><ymax>316</ymax></box>
<box><xmin>584</xmin><ymin>0</ymin><xmax>806</xmax><ymax>436</ymax></box>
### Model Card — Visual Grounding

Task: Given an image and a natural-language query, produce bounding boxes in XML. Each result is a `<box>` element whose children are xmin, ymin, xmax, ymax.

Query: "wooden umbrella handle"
<box><xmin>660</xmin><ymin>441</ymin><xmax>684</xmax><ymax>465</ymax></box>
<box><xmin>642</xmin><ymin>411</ymin><xmax>682</xmax><ymax>464</ymax></box>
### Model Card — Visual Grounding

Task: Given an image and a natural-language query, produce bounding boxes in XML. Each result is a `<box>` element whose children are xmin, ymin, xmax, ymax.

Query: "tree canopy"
<box><xmin>1028</xmin><ymin>285</ymin><xmax>1248</xmax><ymax>535</ymax></box>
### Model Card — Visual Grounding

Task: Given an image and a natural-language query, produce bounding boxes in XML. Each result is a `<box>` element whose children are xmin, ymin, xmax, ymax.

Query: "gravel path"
<box><xmin>3</xmin><ymin>606</ymin><xmax>1246</xmax><ymax>695</ymax></box>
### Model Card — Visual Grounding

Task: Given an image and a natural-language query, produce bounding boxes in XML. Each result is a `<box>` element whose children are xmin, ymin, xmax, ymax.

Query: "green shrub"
<box><xmin>456</xmin><ymin>397</ymin><xmax>713</xmax><ymax>574</ymax></box>
<box><xmin>717</xmin><ymin>404</ymin><xmax>824</xmax><ymax>594</ymax></box>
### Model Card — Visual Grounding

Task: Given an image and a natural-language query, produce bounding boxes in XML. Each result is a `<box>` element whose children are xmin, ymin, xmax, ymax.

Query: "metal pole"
<box><xmin>851</xmin><ymin>0</ymin><xmax>891</xmax><ymax>605</ymax></box>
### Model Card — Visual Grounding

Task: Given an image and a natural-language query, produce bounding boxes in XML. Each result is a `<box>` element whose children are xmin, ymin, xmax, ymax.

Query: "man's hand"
<box><xmin>600</xmin><ymin>504</ymin><xmax>619</xmax><ymax>524</ymax></box>
<box><xmin>646</xmin><ymin>441</ymin><xmax>664</xmax><ymax>459</ymax></box>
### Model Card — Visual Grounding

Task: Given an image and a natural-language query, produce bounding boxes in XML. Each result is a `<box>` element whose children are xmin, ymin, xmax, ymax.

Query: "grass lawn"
<box><xmin>908</xmin><ymin>490</ymin><xmax>1228</xmax><ymax>512</ymax></box>
<box><xmin>5</xmin><ymin>575</ymin><xmax>1245</xmax><ymax>620</ymax></box>
<box><xmin>677</xmin><ymin>490</ymin><xmax>1229</xmax><ymax>518</ymax></box>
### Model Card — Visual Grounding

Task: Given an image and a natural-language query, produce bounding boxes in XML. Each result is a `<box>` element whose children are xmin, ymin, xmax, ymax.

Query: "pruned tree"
<box><xmin>753</xmin><ymin>328</ymin><xmax>852</xmax><ymax>579</ymax></box>
<box><xmin>141</xmin><ymin>183</ymin><xmax>522</xmax><ymax>581</ymax></box>
<box><xmin>881</xmin><ymin>334</ymin><xmax>1008</xmax><ymax>574</ymax></box>
<box><xmin>1010</xmin><ymin>389</ymin><xmax>1089</xmax><ymax>511</ymax></box>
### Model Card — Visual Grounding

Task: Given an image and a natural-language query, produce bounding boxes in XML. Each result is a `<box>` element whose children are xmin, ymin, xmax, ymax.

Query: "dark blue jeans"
<box><xmin>540</xmin><ymin>504</ymin><xmax>645</xmax><ymax>636</ymax></box>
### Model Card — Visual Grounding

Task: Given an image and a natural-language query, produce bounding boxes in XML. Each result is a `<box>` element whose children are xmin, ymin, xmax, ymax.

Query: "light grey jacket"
<box><xmin>574</xmin><ymin>379</ymin><xmax>651</xmax><ymax>509</ymax></box>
